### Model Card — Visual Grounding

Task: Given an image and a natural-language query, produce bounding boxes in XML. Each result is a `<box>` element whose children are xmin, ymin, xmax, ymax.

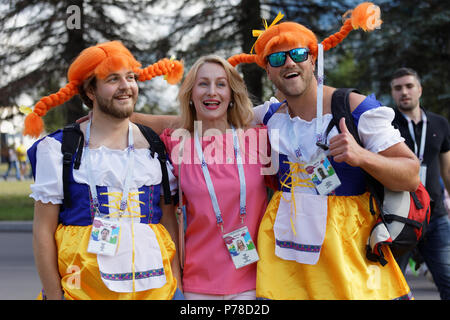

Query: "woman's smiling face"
<box><xmin>191</xmin><ymin>62</ymin><xmax>232</xmax><ymax>123</ymax></box>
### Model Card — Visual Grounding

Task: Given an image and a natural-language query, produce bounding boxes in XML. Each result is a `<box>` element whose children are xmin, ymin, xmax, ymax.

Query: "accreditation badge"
<box><xmin>419</xmin><ymin>165</ymin><xmax>427</xmax><ymax>185</ymax></box>
<box><xmin>305</xmin><ymin>151</ymin><xmax>341</xmax><ymax>195</ymax></box>
<box><xmin>87</xmin><ymin>216</ymin><xmax>120</xmax><ymax>256</ymax></box>
<box><xmin>223</xmin><ymin>226</ymin><xmax>259</xmax><ymax>269</ymax></box>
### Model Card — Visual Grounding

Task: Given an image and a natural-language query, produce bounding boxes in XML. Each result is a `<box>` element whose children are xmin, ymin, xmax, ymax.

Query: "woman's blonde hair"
<box><xmin>178</xmin><ymin>55</ymin><xmax>253</xmax><ymax>132</ymax></box>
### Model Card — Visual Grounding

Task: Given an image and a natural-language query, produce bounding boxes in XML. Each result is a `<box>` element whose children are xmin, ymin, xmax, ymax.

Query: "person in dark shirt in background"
<box><xmin>391</xmin><ymin>67</ymin><xmax>450</xmax><ymax>300</ymax></box>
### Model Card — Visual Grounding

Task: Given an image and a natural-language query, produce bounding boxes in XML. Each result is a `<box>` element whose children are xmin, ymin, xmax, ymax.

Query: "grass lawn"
<box><xmin>0</xmin><ymin>163</ymin><xmax>34</xmax><ymax>220</ymax></box>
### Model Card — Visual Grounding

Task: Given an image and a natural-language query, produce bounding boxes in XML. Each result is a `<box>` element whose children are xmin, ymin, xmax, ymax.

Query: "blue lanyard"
<box><xmin>84</xmin><ymin>120</ymin><xmax>135</xmax><ymax>214</ymax></box>
<box><xmin>316</xmin><ymin>43</ymin><xmax>324</xmax><ymax>143</ymax></box>
<box><xmin>194</xmin><ymin>125</ymin><xmax>246</xmax><ymax>231</ymax></box>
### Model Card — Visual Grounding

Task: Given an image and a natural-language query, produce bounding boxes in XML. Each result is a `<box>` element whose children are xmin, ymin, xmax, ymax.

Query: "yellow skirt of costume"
<box><xmin>37</xmin><ymin>223</ymin><xmax>177</xmax><ymax>300</ymax></box>
<box><xmin>256</xmin><ymin>191</ymin><xmax>412</xmax><ymax>300</ymax></box>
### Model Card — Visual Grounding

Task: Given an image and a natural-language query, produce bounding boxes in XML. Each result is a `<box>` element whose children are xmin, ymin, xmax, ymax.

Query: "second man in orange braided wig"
<box><xmin>228</xmin><ymin>2</ymin><xmax>420</xmax><ymax>299</ymax></box>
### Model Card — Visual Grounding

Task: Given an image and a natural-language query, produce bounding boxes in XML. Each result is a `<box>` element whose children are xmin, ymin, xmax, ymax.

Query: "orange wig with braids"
<box><xmin>228</xmin><ymin>2</ymin><xmax>382</xmax><ymax>68</ymax></box>
<box><xmin>24</xmin><ymin>40</ymin><xmax>184</xmax><ymax>138</ymax></box>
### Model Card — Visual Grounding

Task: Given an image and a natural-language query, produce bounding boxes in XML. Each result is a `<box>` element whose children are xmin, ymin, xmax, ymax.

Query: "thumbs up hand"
<box><xmin>328</xmin><ymin>117</ymin><xmax>365</xmax><ymax>167</ymax></box>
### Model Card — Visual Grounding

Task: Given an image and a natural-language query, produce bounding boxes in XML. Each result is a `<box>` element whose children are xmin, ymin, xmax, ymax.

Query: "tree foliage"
<box><xmin>0</xmin><ymin>0</ymin><xmax>167</xmax><ymax>126</ymax></box>
<box><xmin>144</xmin><ymin>0</ymin><xmax>348</xmax><ymax>105</ymax></box>
<box><xmin>330</xmin><ymin>0</ymin><xmax>450</xmax><ymax>119</ymax></box>
<box><xmin>1</xmin><ymin>0</ymin><xmax>449</xmax><ymax>129</ymax></box>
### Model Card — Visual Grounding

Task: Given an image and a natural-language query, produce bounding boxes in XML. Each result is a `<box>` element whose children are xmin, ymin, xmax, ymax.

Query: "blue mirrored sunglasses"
<box><xmin>267</xmin><ymin>47</ymin><xmax>310</xmax><ymax>67</ymax></box>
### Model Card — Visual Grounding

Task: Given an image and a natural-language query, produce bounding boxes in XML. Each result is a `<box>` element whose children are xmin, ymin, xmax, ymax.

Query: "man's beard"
<box><xmin>272</xmin><ymin>69</ymin><xmax>312</xmax><ymax>99</ymax></box>
<box><xmin>396</xmin><ymin>97</ymin><xmax>419</xmax><ymax>113</ymax></box>
<box><xmin>96</xmin><ymin>94</ymin><xmax>135</xmax><ymax>119</ymax></box>
<box><xmin>397</xmin><ymin>100</ymin><xmax>416</xmax><ymax>112</ymax></box>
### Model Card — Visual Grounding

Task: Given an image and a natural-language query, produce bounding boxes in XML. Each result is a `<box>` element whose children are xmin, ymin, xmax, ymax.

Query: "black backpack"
<box><xmin>325</xmin><ymin>88</ymin><xmax>431</xmax><ymax>266</ymax></box>
<box><xmin>61</xmin><ymin>122</ymin><xmax>172</xmax><ymax>208</ymax></box>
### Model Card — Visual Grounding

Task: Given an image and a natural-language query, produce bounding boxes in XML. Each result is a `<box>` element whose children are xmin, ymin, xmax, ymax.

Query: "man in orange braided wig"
<box><xmin>228</xmin><ymin>2</ymin><xmax>421</xmax><ymax>299</ymax></box>
<box><xmin>26</xmin><ymin>40</ymin><xmax>185</xmax><ymax>299</ymax></box>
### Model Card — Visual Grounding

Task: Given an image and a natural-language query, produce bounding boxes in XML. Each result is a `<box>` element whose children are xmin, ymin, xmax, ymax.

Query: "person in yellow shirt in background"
<box><xmin>16</xmin><ymin>142</ymin><xmax>28</xmax><ymax>179</ymax></box>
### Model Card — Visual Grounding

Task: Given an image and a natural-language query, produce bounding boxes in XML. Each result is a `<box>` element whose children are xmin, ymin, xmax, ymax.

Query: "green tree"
<box><xmin>0</xmin><ymin>0</ymin><xmax>165</xmax><ymax>126</ymax></box>
<box><xmin>347</xmin><ymin>0</ymin><xmax>450</xmax><ymax>119</ymax></box>
<box><xmin>143</xmin><ymin>0</ymin><xmax>264</xmax><ymax>104</ymax></box>
<box><xmin>326</xmin><ymin>51</ymin><xmax>367</xmax><ymax>92</ymax></box>
<box><xmin>143</xmin><ymin>0</ymin><xmax>349</xmax><ymax>104</ymax></box>
<box><xmin>5</xmin><ymin>0</ymin><xmax>445</xmax><ymax>124</ymax></box>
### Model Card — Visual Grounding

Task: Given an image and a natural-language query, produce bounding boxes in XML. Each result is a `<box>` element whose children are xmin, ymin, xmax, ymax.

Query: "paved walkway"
<box><xmin>0</xmin><ymin>222</ymin><xmax>442</xmax><ymax>300</ymax></box>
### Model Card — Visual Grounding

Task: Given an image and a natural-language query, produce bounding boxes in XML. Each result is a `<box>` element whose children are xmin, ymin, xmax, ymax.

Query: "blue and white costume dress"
<box><xmin>28</xmin><ymin>127</ymin><xmax>179</xmax><ymax>300</ymax></box>
<box><xmin>254</xmin><ymin>94</ymin><xmax>413</xmax><ymax>300</ymax></box>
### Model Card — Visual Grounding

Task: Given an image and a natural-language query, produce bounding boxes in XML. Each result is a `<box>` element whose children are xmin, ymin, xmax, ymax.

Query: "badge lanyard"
<box><xmin>84</xmin><ymin>119</ymin><xmax>135</xmax><ymax>215</ymax></box>
<box><xmin>403</xmin><ymin>111</ymin><xmax>427</xmax><ymax>163</ymax></box>
<box><xmin>285</xmin><ymin>44</ymin><xmax>340</xmax><ymax>198</ymax></box>
<box><xmin>287</xmin><ymin>44</ymin><xmax>327</xmax><ymax>150</ymax></box>
<box><xmin>194</xmin><ymin>125</ymin><xmax>246</xmax><ymax>232</ymax></box>
<box><xmin>316</xmin><ymin>43</ymin><xmax>325</xmax><ymax>145</ymax></box>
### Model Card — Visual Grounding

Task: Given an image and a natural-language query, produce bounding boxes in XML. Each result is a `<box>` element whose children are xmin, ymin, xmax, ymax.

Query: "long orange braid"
<box><xmin>138</xmin><ymin>58</ymin><xmax>184</xmax><ymax>84</ymax></box>
<box><xmin>321</xmin><ymin>2</ymin><xmax>382</xmax><ymax>51</ymax></box>
<box><xmin>24</xmin><ymin>80</ymin><xmax>81</xmax><ymax>137</ymax></box>
<box><xmin>227</xmin><ymin>53</ymin><xmax>258</xmax><ymax>68</ymax></box>
<box><xmin>320</xmin><ymin>18</ymin><xmax>354</xmax><ymax>51</ymax></box>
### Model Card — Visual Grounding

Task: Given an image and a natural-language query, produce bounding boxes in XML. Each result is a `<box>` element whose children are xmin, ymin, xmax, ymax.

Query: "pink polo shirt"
<box><xmin>161</xmin><ymin>126</ymin><xmax>269</xmax><ymax>295</ymax></box>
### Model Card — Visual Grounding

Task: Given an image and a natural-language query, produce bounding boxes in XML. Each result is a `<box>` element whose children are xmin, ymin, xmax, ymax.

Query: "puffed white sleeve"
<box><xmin>252</xmin><ymin>96</ymin><xmax>279</xmax><ymax>125</ymax></box>
<box><xmin>29</xmin><ymin>136</ymin><xmax>64</xmax><ymax>204</ymax></box>
<box><xmin>357</xmin><ymin>106</ymin><xmax>405</xmax><ymax>153</ymax></box>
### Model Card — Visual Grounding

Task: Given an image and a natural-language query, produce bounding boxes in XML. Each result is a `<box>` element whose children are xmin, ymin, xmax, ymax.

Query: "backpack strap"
<box><xmin>411</xmin><ymin>191</ymin><xmax>423</xmax><ymax>209</ymax></box>
<box><xmin>327</xmin><ymin>88</ymin><xmax>384</xmax><ymax>214</ymax></box>
<box><xmin>61</xmin><ymin>123</ymin><xmax>84</xmax><ymax>208</ymax></box>
<box><xmin>328</xmin><ymin>89</ymin><xmax>391</xmax><ymax>265</ymax></box>
<box><xmin>136</xmin><ymin>123</ymin><xmax>172</xmax><ymax>205</ymax></box>
<box><xmin>383</xmin><ymin>214</ymin><xmax>423</xmax><ymax>229</ymax></box>
<box><xmin>325</xmin><ymin>88</ymin><xmax>361</xmax><ymax>142</ymax></box>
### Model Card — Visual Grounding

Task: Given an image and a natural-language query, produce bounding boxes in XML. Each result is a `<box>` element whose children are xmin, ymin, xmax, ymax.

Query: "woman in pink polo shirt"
<box><xmin>159</xmin><ymin>55</ymin><xmax>270</xmax><ymax>299</ymax></box>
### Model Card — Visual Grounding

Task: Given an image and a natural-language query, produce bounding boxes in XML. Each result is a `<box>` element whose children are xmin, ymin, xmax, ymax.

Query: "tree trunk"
<box><xmin>239</xmin><ymin>0</ymin><xmax>264</xmax><ymax>105</ymax></box>
<box><xmin>64</xmin><ymin>0</ymin><xmax>87</xmax><ymax>124</ymax></box>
